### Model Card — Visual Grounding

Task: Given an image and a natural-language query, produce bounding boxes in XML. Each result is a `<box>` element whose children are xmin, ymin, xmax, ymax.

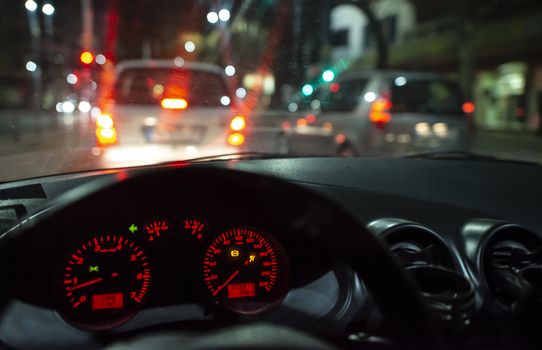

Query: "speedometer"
<box><xmin>203</xmin><ymin>228</ymin><xmax>289</xmax><ymax>314</ymax></box>
<box><xmin>59</xmin><ymin>235</ymin><xmax>151</xmax><ymax>330</ymax></box>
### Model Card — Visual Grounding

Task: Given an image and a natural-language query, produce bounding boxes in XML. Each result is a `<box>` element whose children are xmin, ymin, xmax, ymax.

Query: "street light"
<box><xmin>25</xmin><ymin>61</ymin><xmax>37</xmax><ymax>72</ymax></box>
<box><xmin>42</xmin><ymin>3</ymin><xmax>55</xmax><ymax>16</ymax></box>
<box><xmin>25</xmin><ymin>0</ymin><xmax>37</xmax><ymax>12</ymax></box>
<box><xmin>207</xmin><ymin>11</ymin><xmax>218</xmax><ymax>24</ymax></box>
<box><xmin>224</xmin><ymin>65</ymin><xmax>235</xmax><ymax>77</ymax></box>
<box><xmin>184</xmin><ymin>41</ymin><xmax>196</xmax><ymax>53</ymax></box>
<box><xmin>220</xmin><ymin>96</ymin><xmax>231</xmax><ymax>106</ymax></box>
<box><xmin>95</xmin><ymin>54</ymin><xmax>106</xmax><ymax>65</ymax></box>
<box><xmin>66</xmin><ymin>73</ymin><xmax>78</xmax><ymax>85</ymax></box>
<box><xmin>236</xmin><ymin>88</ymin><xmax>247</xmax><ymax>98</ymax></box>
<box><xmin>218</xmin><ymin>9</ymin><xmax>230</xmax><ymax>22</ymax></box>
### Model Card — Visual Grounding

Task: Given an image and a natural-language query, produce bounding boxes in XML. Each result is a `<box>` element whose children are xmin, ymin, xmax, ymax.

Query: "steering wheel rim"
<box><xmin>0</xmin><ymin>165</ymin><xmax>442</xmax><ymax>349</ymax></box>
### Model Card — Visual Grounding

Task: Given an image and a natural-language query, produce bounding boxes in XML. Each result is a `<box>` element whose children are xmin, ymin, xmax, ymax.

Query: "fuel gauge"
<box><xmin>183</xmin><ymin>218</ymin><xmax>206</xmax><ymax>240</ymax></box>
<box><xmin>144</xmin><ymin>219</ymin><xmax>170</xmax><ymax>241</ymax></box>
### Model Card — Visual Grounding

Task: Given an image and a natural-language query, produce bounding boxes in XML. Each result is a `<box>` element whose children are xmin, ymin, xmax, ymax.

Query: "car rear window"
<box><xmin>319</xmin><ymin>79</ymin><xmax>369</xmax><ymax>112</ymax></box>
<box><xmin>114</xmin><ymin>67</ymin><xmax>230</xmax><ymax>107</ymax></box>
<box><xmin>390</xmin><ymin>78</ymin><xmax>463</xmax><ymax>115</ymax></box>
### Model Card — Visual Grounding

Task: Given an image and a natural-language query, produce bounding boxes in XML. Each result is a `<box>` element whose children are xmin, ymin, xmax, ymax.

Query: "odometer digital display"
<box><xmin>203</xmin><ymin>228</ymin><xmax>289</xmax><ymax>314</ymax></box>
<box><xmin>59</xmin><ymin>235</ymin><xmax>151</xmax><ymax>329</ymax></box>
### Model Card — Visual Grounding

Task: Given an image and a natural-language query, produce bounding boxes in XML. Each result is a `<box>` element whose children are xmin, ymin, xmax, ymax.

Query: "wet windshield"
<box><xmin>1</xmin><ymin>0</ymin><xmax>542</xmax><ymax>181</ymax></box>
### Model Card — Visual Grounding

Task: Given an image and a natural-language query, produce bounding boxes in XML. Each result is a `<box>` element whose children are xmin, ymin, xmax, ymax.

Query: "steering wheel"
<box><xmin>0</xmin><ymin>166</ymin><xmax>442</xmax><ymax>350</ymax></box>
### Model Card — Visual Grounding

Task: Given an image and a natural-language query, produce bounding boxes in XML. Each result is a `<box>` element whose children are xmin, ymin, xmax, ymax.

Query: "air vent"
<box><xmin>481</xmin><ymin>225</ymin><xmax>542</xmax><ymax>311</ymax></box>
<box><xmin>0</xmin><ymin>205</ymin><xmax>26</xmax><ymax>234</ymax></box>
<box><xmin>369</xmin><ymin>219</ymin><xmax>475</xmax><ymax>333</ymax></box>
<box><xmin>0</xmin><ymin>184</ymin><xmax>46</xmax><ymax>199</ymax></box>
<box><xmin>379</xmin><ymin>223</ymin><xmax>456</xmax><ymax>270</ymax></box>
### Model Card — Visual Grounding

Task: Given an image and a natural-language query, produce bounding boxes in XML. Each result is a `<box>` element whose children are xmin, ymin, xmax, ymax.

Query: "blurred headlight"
<box><xmin>433</xmin><ymin>123</ymin><xmax>448</xmax><ymax>137</ymax></box>
<box><xmin>415</xmin><ymin>122</ymin><xmax>431</xmax><ymax>136</ymax></box>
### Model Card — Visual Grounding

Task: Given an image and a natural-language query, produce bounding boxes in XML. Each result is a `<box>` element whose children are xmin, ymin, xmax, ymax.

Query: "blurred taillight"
<box><xmin>96</xmin><ymin>126</ymin><xmax>117</xmax><ymax>145</ymax></box>
<box><xmin>230</xmin><ymin>115</ymin><xmax>246</xmax><ymax>131</ymax></box>
<box><xmin>161</xmin><ymin>98</ymin><xmax>188</xmax><ymax>110</ymax></box>
<box><xmin>369</xmin><ymin>98</ymin><xmax>392</xmax><ymax>128</ymax></box>
<box><xmin>296</xmin><ymin>118</ymin><xmax>308</xmax><ymax>127</ymax></box>
<box><xmin>96</xmin><ymin>113</ymin><xmax>117</xmax><ymax>145</ymax></box>
<box><xmin>228</xmin><ymin>133</ymin><xmax>245</xmax><ymax>146</ymax></box>
<box><xmin>96</xmin><ymin>114</ymin><xmax>114</xmax><ymax>129</ymax></box>
<box><xmin>462</xmin><ymin>102</ymin><xmax>475</xmax><ymax>114</ymax></box>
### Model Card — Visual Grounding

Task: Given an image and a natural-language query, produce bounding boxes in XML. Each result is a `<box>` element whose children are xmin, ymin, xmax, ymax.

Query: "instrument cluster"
<box><xmin>54</xmin><ymin>214</ymin><xmax>291</xmax><ymax>330</ymax></box>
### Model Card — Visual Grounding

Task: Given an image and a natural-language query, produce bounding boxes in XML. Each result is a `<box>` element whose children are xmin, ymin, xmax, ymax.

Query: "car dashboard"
<box><xmin>0</xmin><ymin>157</ymin><xmax>541</xmax><ymax>349</ymax></box>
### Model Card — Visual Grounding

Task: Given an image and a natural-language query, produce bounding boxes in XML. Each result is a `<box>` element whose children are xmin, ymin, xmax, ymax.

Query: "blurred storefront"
<box><xmin>338</xmin><ymin>0</ymin><xmax>542</xmax><ymax>132</ymax></box>
<box><xmin>474</xmin><ymin>63</ymin><xmax>529</xmax><ymax>130</ymax></box>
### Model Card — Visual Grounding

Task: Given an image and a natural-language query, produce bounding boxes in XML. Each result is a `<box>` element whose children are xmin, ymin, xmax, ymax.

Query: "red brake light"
<box><xmin>462</xmin><ymin>102</ymin><xmax>475</xmax><ymax>114</ymax></box>
<box><xmin>305</xmin><ymin>114</ymin><xmax>316</xmax><ymax>123</ymax></box>
<box><xmin>369</xmin><ymin>98</ymin><xmax>392</xmax><ymax>128</ymax></box>
<box><xmin>161</xmin><ymin>98</ymin><xmax>188</xmax><ymax>110</ymax></box>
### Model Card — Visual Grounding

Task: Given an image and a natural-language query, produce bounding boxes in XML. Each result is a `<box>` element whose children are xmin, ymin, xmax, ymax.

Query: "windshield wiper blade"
<box><xmin>403</xmin><ymin>151</ymin><xmax>538</xmax><ymax>165</ymax></box>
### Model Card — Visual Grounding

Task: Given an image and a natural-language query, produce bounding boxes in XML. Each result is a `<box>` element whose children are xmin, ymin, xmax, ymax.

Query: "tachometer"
<box><xmin>59</xmin><ymin>235</ymin><xmax>151</xmax><ymax>330</ymax></box>
<box><xmin>203</xmin><ymin>228</ymin><xmax>289</xmax><ymax>314</ymax></box>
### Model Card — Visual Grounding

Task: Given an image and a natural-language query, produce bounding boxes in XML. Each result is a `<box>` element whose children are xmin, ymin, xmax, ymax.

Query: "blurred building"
<box><xmin>331</xmin><ymin>0</ymin><xmax>542</xmax><ymax>132</ymax></box>
<box><xmin>330</xmin><ymin>0</ymin><xmax>415</xmax><ymax>63</ymax></box>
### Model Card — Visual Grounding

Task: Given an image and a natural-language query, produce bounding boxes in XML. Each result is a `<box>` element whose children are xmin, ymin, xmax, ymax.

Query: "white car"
<box><xmin>96</xmin><ymin>59</ymin><xmax>245</xmax><ymax>167</ymax></box>
<box><xmin>288</xmin><ymin>71</ymin><xmax>473</xmax><ymax>156</ymax></box>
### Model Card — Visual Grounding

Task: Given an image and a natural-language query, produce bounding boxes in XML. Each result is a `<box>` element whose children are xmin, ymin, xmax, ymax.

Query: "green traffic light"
<box><xmin>322</xmin><ymin>69</ymin><xmax>335</xmax><ymax>82</ymax></box>
<box><xmin>301</xmin><ymin>84</ymin><xmax>314</xmax><ymax>96</ymax></box>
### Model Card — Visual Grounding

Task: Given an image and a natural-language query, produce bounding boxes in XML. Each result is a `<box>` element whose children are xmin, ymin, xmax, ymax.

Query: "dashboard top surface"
<box><xmin>2</xmin><ymin>157</ymin><xmax>541</xmax><ymax>232</ymax></box>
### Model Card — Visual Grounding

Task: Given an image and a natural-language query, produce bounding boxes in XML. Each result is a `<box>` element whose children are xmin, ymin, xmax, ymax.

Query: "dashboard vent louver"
<box><xmin>380</xmin><ymin>224</ymin><xmax>456</xmax><ymax>270</ymax></box>
<box><xmin>0</xmin><ymin>205</ymin><xmax>26</xmax><ymax>234</ymax></box>
<box><xmin>369</xmin><ymin>220</ymin><xmax>475</xmax><ymax>334</ymax></box>
<box><xmin>0</xmin><ymin>184</ymin><xmax>46</xmax><ymax>199</ymax></box>
<box><xmin>482</xmin><ymin>227</ymin><xmax>542</xmax><ymax>312</ymax></box>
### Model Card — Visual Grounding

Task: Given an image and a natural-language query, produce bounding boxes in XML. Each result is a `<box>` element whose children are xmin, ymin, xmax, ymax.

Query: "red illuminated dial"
<box><xmin>183</xmin><ymin>218</ymin><xmax>206</xmax><ymax>240</ymax></box>
<box><xmin>60</xmin><ymin>235</ymin><xmax>151</xmax><ymax>329</ymax></box>
<box><xmin>145</xmin><ymin>219</ymin><xmax>170</xmax><ymax>241</ymax></box>
<box><xmin>203</xmin><ymin>228</ymin><xmax>289</xmax><ymax>314</ymax></box>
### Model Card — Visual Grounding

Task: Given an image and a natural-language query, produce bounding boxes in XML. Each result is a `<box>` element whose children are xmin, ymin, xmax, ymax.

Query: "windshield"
<box><xmin>2</xmin><ymin>0</ymin><xmax>542</xmax><ymax>181</ymax></box>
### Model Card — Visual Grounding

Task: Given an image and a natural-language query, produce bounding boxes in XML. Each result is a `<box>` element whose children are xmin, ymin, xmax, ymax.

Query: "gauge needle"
<box><xmin>213</xmin><ymin>270</ymin><xmax>239</xmax><ymax>296</ymax></box>
<box><xmin>66</xmin><ymin>277</ymin><xmax>103</xmax><ymax>291</ymax></box>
